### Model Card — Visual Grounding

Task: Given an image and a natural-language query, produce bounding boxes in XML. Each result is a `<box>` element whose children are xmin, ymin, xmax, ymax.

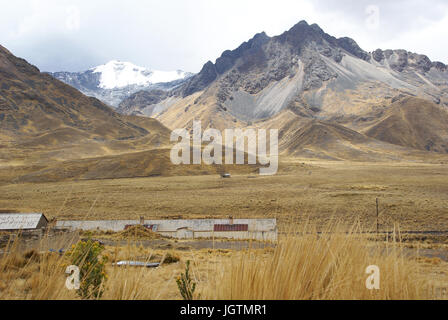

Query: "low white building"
<box><xmin>56</xmin><ymin>218</ymin><xmax>277</xmax><ymax>242</ymax></box>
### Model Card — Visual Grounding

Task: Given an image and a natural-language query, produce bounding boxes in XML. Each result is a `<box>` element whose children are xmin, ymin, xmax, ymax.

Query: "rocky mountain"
<box><xmin>177</xmin><ymin>20</ymin><xmax>447</xmax><ymax>119</ymax></box>
<box><xmin>115</xmin><ymin>20</ymin><xmax>448</xmax><ymax>157</ymax></box>
<box><xmin>120</xmin><ymin>21</ymin><xmax>448</xmax><ymax>140</ymax></box>
<box><xmin>48</xmin><ymin>60</ymin><xmax>194</xmax><ymax>107</ymax></box>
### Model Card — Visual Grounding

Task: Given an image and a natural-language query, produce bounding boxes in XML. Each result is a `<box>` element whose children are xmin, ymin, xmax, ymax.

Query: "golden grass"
<box><xmin>0</xmin><ymin>160</ymin><xmax>447</xmax><ymax>300</ymax></box>
<box><xmin>0</xmin><ymin>223</ymin><xmax>447</xmax><ymax>300</ymax></box>
<box><xmin>202</xmin><ymin>223</ymin><xmax>443</xmax><ymax>300</ymax></box>
<box><xmin>0</xmin><ymin>242</ymin><xmax>76</xmax><ymax>299</ymax></box>
<box><xmin>1</xmin><ymin>161</ymin><xmax>447</xmax><ymax>231</ymax></box>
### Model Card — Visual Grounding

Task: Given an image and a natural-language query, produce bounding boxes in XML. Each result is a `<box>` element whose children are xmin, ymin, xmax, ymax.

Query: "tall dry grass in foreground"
<box><xmin>202</xmin><ymin>224</ymin><xmax>442</xmax><ymax>300</ymax></box>
<box><xmin>0</xmin><ymin>239</ymin><xmax>76</xmax><ymax>299</ymax></box>
<box><xmin>0</xmin><ymin>224</ymin><xmax>445</xmax><ymax>300</ymax></box>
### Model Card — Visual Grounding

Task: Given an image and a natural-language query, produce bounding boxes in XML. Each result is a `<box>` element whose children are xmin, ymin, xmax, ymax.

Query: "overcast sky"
<box><xmin>1</xmin><ymin>0</ymin><xmax>447</xmax><ymax>73</ymax></box>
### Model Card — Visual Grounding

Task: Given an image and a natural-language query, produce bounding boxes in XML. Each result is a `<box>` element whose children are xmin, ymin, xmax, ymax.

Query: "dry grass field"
<box><xmin>0</xmin><ymin>159</ymin><xmax>447</xmax><ymax>232</ymax></box>
<box><xmin>1</xmin><ymin>225</ymin><xmax>447</xmax><ymax>300</ymax></box>
<box><xmin>1</xmin><ymin>159</ymin><xmax>447</xmax><ymax>300</ymax></box>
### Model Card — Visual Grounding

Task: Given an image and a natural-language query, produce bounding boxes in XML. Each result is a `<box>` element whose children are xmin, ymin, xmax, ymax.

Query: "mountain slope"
<box><xmin>363</xmin><ymin>97</ymin><xmax>448</xmax><ymax>153</ymax></box>
<box><xmin>248</xmin><ymin>109</ymin><xmax>416</xmax><ymax>161</ymax></box>
<box><xmin>279</xmin><ymin>120</ymin><xmax>397</xmax><ymax>160</ymax></box>
<box><xmin>0</xmin><ymin>44</ymin><xmax>171</xmax><ymax>163</ymax></box>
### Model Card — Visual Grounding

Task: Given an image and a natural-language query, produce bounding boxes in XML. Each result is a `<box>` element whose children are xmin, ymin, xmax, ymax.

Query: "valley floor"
<box><xmin>0</xmin><ymin>160</ymin><xmax>447</xmax><ymax>232</ymax></box>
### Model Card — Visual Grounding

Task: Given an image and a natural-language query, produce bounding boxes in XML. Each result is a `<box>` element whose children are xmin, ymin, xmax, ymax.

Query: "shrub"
<box><xmin>66</xmin><ymin>239</ymin><xmax>108</xmax><ymax>299</ymax></box>
<box><xmin>176</xmin><ymin>260</ymin><xmax>197</xmax><ymax>300</ymax></box>
<box><xmin>162</xmin><ymin>252</ymin><xmax>180</xmax><ymax>264</ymax></box>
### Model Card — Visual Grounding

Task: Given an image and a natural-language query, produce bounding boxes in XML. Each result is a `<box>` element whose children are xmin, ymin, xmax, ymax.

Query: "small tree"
<box><xmin>176</xmin><ymin>260</ymin><xmax>197</xmax><ymax>300</ymax></box>
<box><xmin>66</xmin><ymin>239</ymin><xmax>108</xmax><ymax>299</ymax></box>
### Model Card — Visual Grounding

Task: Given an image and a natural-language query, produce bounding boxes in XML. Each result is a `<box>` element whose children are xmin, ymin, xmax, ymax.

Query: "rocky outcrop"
<box><xmin>432</xmin><ymin>61</ymin><xmax>447</xmax><ymax>71</ymax></box>
<box><xmin>372</xmin><ymin>49</ymin><xmax>385</xmax><ymax>62</ymax></box>
<box><xmin>371</xmin><ymin>49</ymin><xmax>442</xmax><ymax>73</ymax></box>
<box><xmin>181</xmin><ymin>61</ymin><xmax>218</xmax><ymax>97</ymax></box>
<box><xmin>336</xmin><ymin>37</ymin><xmax>370</xmax><ymax>61</ymax></box>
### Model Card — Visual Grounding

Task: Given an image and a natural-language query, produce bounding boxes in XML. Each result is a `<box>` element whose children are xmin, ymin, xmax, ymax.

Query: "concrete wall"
<box><xmin>56</xmin><ymin>218</ymin><xmax>278</xmax><ymax>242</ymax></box>
<box><xmin>175</xmin><ymin>228</ymin><xmax>194</xmax><ymax>239</ymax></box>
<box><xmin>191</xmin><ymin>231</ymin><xmax>277</xmax><ymax>241</ymax></box>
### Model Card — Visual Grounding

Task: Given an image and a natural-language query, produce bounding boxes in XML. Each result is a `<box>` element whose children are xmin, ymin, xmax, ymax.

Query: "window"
<box><xmin>214</xmin><ymin>224</ymin><xmax>248</xmax><ymax>232</ymax></box>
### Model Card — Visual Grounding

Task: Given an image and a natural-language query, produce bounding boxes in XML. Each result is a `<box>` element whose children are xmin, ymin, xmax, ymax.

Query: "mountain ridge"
<box><xmin>175</xmin><ymin>20</ymin><xmax>447</xmax><ymax>99</ymax></box>
<box><xmin>118</xmin><ymin>20</ymin><xmax>447</xmax><ymax>135</ymax></box>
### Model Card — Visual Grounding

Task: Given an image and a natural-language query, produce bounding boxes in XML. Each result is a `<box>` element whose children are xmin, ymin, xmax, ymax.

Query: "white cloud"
<box><xmin>0</xmin><ymin>0</ymin><xmax>447</xmax><ymax>72</ymax></box>
<box><xmin>380</xmin><ymin>13</ymin><xmax>448</xmax><ymax>62</ymax></box>
<box><xmin>12</xmin><ymin>1</ymin><xmax>81</xmax><ymax>38</ymax></box>
<box><xmin>66</xmin><ymin>6</ymin><xmax>81</xmax><ymax>31</ymax></box>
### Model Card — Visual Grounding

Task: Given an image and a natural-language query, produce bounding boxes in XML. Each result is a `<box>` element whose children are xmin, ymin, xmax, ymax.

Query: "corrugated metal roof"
<box><xmin>214</xmin><ymin>224</ymin><xmax>249</xmax><ymax>232</ymax></box>
<box><xmin>0</xmin><ymin>213</ymin><xmax>46</xmax><ymax>230</ymax></box>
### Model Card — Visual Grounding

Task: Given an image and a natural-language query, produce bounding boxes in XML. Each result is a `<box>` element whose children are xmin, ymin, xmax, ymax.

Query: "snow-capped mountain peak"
<box><xmin>91</xmin><ymin>60</ymin><xmax>189</xmax><ymax>89</ymax></box>
<box><xmin>49</xmin><ymin>61</ymin><xmax>193</xmax><ymax>107</ymax></box>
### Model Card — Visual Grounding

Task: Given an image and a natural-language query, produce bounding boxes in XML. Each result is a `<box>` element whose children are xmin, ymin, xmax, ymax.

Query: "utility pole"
<box><xmin>376</xmin><ymin>198</ymin><xmax>379</xmax><ymax>235</ymax></box>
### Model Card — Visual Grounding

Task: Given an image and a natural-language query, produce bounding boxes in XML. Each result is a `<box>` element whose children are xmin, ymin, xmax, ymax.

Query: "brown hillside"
<box><xmin>0</xmin><ymin>45</ymin><xmax>169</xmax><ymax>144</ymax></box>
<box><xmin>364</xmin><ymin>97</ymin><xmax>448</xmax><ymax>153</ymax></box>
<box><xmin>0</xmin><ymin>44</ymin><xmax>171</xmax><ymax>163</ymax></box>
<box><xmin>268</xmin><ymin>117</ymin><xmax>420</xmax><ymax>161</ymax></box>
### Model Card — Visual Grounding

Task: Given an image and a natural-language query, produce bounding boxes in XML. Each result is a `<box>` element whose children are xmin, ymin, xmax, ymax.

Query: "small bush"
<box><xmin>162</xmin><ymin>252</ymin><xmax>180</xmax><ymax>264</ymax></box>
<box><xmin>66</xmin><ymin>239</ymin><xmax>108</xmax><ymax>299</ymax></box>
<box><xmin>176</xmin><ymin>260</ymin><xmax>197</xmax><ymax>300</ymax></box>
